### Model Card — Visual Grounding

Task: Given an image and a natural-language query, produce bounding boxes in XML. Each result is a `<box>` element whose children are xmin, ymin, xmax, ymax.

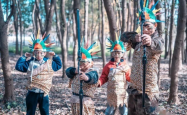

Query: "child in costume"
<box><xmin>98</xmin><ymin>35</ymin><xmax>131</xmax><ymax>115</ymax></box>
<box><xmin>15</xmin><ymin>33</ymin><xmax>62</xmax><ymax>115</ymax></box>
<box><xmin>66</xmin><ymin>42</ymin><xmax>99</xmax><ymax>115</ymax></box>
<box><xmin>120</xmin><ymin>1</ymin><xmax>164</xmax><ymax>115</ymax></box>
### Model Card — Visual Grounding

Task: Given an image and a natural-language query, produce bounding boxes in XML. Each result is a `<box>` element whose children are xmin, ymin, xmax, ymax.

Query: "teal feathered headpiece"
<box><xmin>28</xmin><ymin>30</ymin><xmax>54</xmax><ymax>52</ymax></box>
<box><xmin>81</xmin><ymin>42</ymin><xmax>100</xmax><ymax>62</ymax></box>
<box><xmin>136</xmin><ymin>0</ymin><xmax>164</xmax><ymax>33</ymax></box>
<box><xmin>106</xmin><ymin>33</ymin><xmax>126</xmax><ymax>53</ymax></box>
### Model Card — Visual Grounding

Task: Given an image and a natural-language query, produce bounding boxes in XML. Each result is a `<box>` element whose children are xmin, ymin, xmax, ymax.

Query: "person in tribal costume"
<box><xmin>66</xmin><ymin>42</ymin><xmax>99</xmax><ymax>115</ymax></box>
<box><xmin>15</xmin><ymin>32</ymin><xmax>62</xmax><ymax>115</ymax></box>
<box><xmin>98</xmin><ymin>35</ymin><xmax>131</xmax><ymax>115</ymax></box>
<box><xmin>120</xmin><ymin>1</ymin><xmax>165</xmax><ymax>115</ymax></box>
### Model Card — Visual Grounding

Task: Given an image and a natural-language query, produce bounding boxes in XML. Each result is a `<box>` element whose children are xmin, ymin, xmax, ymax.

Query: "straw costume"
<box><xmin>15</xmin><ymin>32</ymin><xmax>62</xmax><ymax>115</ymax></box>
<box><xmin>120</xmin><ymin>1</ymin><xmax>164</xmax><ymax>114</ymax></box>
<box><xmin>98</xmin><ymin>34</ymin><xmax>131</xmax><ymax>115</ymax></box>
<box><xmin>66</xmin><ymin>42</ymin><xmax>99</xmax><ymax>115</ymax></box>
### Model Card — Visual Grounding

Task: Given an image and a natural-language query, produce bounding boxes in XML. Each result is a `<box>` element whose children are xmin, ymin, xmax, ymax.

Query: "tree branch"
<box><xmin>6</xmin><ymin>4</ymin><xmax>14</xmax><ymax>23</ymax></box>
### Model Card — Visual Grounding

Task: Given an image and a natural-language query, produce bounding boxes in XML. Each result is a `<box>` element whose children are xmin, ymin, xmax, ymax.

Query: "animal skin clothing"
<box><xmin>99</xmin><ymin>58</ymin><xmax>131</xmax><ymax>115</ymax></box>
<box><xmin>66</xmin><ymin>67</ymin><xmax>98</xmax><ymax>115</ymax></box>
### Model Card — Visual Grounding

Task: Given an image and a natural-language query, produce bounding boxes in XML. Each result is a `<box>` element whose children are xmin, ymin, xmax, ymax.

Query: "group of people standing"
<box><xmin>15</xmin><ymin>1</ymin><xmax>165</xmax><ymax>115</ymax></box>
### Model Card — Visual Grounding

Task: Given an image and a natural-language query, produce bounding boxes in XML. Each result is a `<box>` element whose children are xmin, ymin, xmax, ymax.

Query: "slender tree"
<box><xmin>13</xmin><ymin>0</ymin><xmax>19</xmax><ymax>54</ymax></box>
<box><xmin>101</xmin><ymin>0</ymin><xmax>106</xmax><ymax>67</ymax></box>
<box><xmin>133</xmin><ymin>0</ymin><xmax>138</xmax><ymax>31</ymax></box>
<box><xmin>18</xmin><ymin>1</ymin><xmax>23</xmax><ymax>56</ymax></box>
<box><xmin>44</xmin><ymin>0</ymin><xmax>56</xmax><ymax>43</ymax></box>
<box><xmin>155</xmin><ymin>0</ymin><xmax>162</xmax><ymax>37</ymax></box>
<box><xmin>155</xmin><ymin>0</ymin><xmax>163</xmax><ymax>87</ymax></box>
<box><xmin>186</xmin><ymin>0</ymin><xmax>187</xmax><ymax>63</ymax></box>
<box><xmin>126</xmin><ymin>2</ymin><xmax>130</xmax><ymax>32</ymax></box>
<box><xmin>98</xmin><ymin>0</ymin><xmax>101</xmax><ymax>43</ymax></box>
<box><xmin>164</xmin><ymin>0</ymin><xmax>169</xmax><ymax>59</ymax></box>
<box><xmin>0</xmin><ymin>0</ymin><xmax>14</xmax><ymax>103</ymax></box>
<box><xmin>91</xmin><ymin>0</ymin><xmax>94</xmax><ymax>44</ymax></box>
<box><xmin>168</xmin><ymin>0</ymin><xmax>186</xmax><ymax>105</ymax></box>
<box><xmin>169</xmin><ymin>0</ymin><xmax>176</xmax><ymax>77</ymax></box>
<box><xmin>84</xmin><ymin>0</ymin><xmax>89</xmax><ymax>44</ymax></box>
<box><xmin>55</xmin><ymin>0</ymin><xmax>67</xmax><ymax>77</ymax></box>
<box><xmin>72</xmin><ymin>13</ymin><xmax>78</xmax><ymax>68</ymax></box>
<box><xmin>103</xmin><ymin>0</ymin><xmax>118</xmax><ymax>41</ymax></box>
<box><xmin>121</xmin><ymin>0</ymin><xmax>126</xmax><ymax>33</ymax></box>
<box><xmin>61</xmin><ymin>0</ymin><xmax>67</xmax><ymax>78</ymax></box>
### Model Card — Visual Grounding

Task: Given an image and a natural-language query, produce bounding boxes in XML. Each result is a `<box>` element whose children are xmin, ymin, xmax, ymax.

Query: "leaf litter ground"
<box><xmin>0</xmin><ymin>54</ymin><xmax>187</xmax><ymax>115</ymax></box>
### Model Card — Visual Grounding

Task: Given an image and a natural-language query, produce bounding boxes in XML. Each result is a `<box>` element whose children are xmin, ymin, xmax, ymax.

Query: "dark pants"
<box><xmin>128</xmin><ymin>91</ymin><xmax>159</xmax><ymax>115</ymax></box>
<box><xmin>26</xmin><ymin>91</ymin><xmax>49</xmax><ymax>115</ymax></box>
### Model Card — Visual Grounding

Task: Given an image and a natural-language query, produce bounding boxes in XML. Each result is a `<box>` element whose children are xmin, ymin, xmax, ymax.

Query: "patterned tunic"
<box><xmin>27</xmin><ymin>59</ymin><xmax>54</xmax><ymax>96</ymax></box>
<box><xmin>99</xmin><ymin>59</ymin><xmax>130</xmax><ymax>115</ymax></box>
<box><xmin>107</xmin><ymin>65</ymin><xmax>129</xmax><ymax>108</ymax></box>
<box><xmin>66</xmin><ymin>68</ymin><xmax>98</xmax><ymax>115</ymax></box>
<box><xmin>121</xmin><ymin>31</ymin><xmax>164</xmax><ymax>100</ymax></box>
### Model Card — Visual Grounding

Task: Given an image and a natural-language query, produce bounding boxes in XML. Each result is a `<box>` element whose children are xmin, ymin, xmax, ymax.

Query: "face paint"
<box><xmin>34</xmin><ymin>50</ymin><xmax>46</xmax><ymax>61</ymax></box>
<box><xmin>143</xmin><ymin>22</ymin><xmax>156</xmax><ymax>35</ymax></box>
<box><xmin>80</xmin><ymin>61</ymin><xmax>91</xmax><ymax>72</ymax></box>
<box><xmin>112</xmin><ymin>51</ymin><xmax>123</xmax><ymax>57</ymax></box>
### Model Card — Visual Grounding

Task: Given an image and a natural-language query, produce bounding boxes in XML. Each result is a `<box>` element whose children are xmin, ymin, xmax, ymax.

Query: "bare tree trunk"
<box><xmin>103</xmin><ymin>0</ymin><xmax>117</xmax><ymax>41</ymax></box>
<box><xmin>130</xmin><ymin>2</ymin><xmax>134</xmax><ymax>32</ymax></box>
<box><xmin>116</xmin><ymin>0</ymin><xmax>122</xmax><ymax>31</ymax></box>
<box><xmin>44</xmin><ymin>0</ymin><xmax>50</xmax><ymax>27</ymax></box>
<box><xmin>6</xmin><ymin>0</ymin><xmax>9</xmax><ymax>37</ymax></box>
<box><xmin>66</xmin><ymin>22</ymin><xmax>69</xmax><ymax>54</ymax></box>
<box><xmin>181</xmin><ymin>35</ymin><xmax>184</xmax><ymax>63</ymax></box>
<box><xmin>133</xmin><ymin>0</ymin><xmax>138</xmax><ymax>31</ymax></box>
<box><xmin>91</xmin><ymin>0</ymin><xmax>94</xmax><ymax>44</ymax></box>
<box><xmin>169</xmin><ymin>0</ymin><xmax>175</xmax><ymax>77</ymax></box>
<box><xmin>45</xmin><ymin>0</ymin><xmax>56</xmax><ymax>43</ymax></box>
<box><xmin>35</xmin><ymin>0</ymin><xmax>44</xmax><ymax>36</ymax></box>
<box><xmin>84</xmin><ymin>0</ymin><xmax>89</xmax><ymax>44</ymax></box>
<box><xmin>168</xmin><ymin>0</ymin><xmax>186</xmax><ymax>105</ymax></box>
<box><xmin>23</xmin><ymin>27</ymin><xmax>25</xmax><ymax>46</ymax></box>
<box><xmin>13</xmin><ymin>0</ymin><xmax>19</xmax><ymax>54</ymax></box>
<box><xmin>186</xmin><ymin>14</ymin><xmax>187</xmax><ymax>63</ymax></box>
<box><xmin>0</xmin><ymin>0</ymin><xmax>14</xmax><ymax>103</ymax></box>
<box><xmin>55</xmin><ymin>1</ymin><xmax>62</xmax><ymax>45</ymax></box>
<box><xmin>55</xmin><ymin>0</ymin><xmax>67</xmax><ymax>78</ymax></box>
<box><xmin>121</xmin><ymin>0</ymin><xmax>126</xmax><ymax>33</ymax></box>
<box><xmin>101</xmin><ymin>0</ymin><xmax>106</xmax><ymax>67</ymax></box>
<box><xmin>185</xmin><ymin>0</ymin><xmax>187</xmax><ymax>63</ymax></box>
<box><xmin>32</xmin><ymin>3</ymin><xmax>37</xmax><ymax>37</ymax></box>
<box><xmin>164</xmin><ymin>0</ymin><xmax>169</xmax><ymax>59</ymax></box>
<box><xmin>155</xmin><ymin>0</ymin><xmax>162</xmax><ymax>37</ymax></box>
<box><xmin>155</xmin><ymin>0</ymin><xmax>162</xmax><ymax>87</ymax></box>
<box><xmin>127</xmin><ymin>2</ymin><xmax>132</xmax><ymax>61</ymax></box>
<box><xmin>60</xmin><ymin>0</ymin><xmax>67</xmax><ymax>78</ymax></box>
<box><xmin>127</xmin><ymin>2</ymin><xmax>130</xmax><ymax>32</ymax></box>
<box><xmin>18</xmin><ymin>1</ymin><xmax>23</xmax><ymax>56</ymax></box>
<box><xmin>98</xmin><ymin>0</ymin><xmax>101</xmax><ymax>42</ymax></box>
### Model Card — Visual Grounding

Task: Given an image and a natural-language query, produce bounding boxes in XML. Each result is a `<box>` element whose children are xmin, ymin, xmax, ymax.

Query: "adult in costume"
<box><xmin>98</xmin><ymin>35</ymin><xmax>131</xmax><ymax>115</ymax></box>
<box><xmin>120</xmin><ymin>1</ymin><xmax>164</xmax><ymax>114</ymax></box>
<box><xmin>66</xmin><ymin>42</ymin><xmax>99</xmax><ymax>115</ymax></box>
<box><xmin>15</xmin><ymin>33</ymin><xmax>62</xmax><ymax>115</ymax></box>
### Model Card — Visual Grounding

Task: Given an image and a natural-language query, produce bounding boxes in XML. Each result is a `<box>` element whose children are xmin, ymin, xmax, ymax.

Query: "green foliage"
<box><xmin>51</xmin><ymin>46</ymin><xmax>61</xmax><ymax>54</ymax></box>
<box><xmin>5</xmin><ymin>101</ymin><xmax>17</xmax><ymax>110</ymax></box>
<box><xmin>9</xmin><ymin>46</ymin><xmax>31</xmax><ymax>53</ymax></box>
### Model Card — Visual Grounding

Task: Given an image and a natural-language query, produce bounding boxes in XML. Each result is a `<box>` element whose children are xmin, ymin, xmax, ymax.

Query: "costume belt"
<box><xmin>72</xmin><ymin>92</ymin><xmax>89</xmax><ymax>97</ymax></box>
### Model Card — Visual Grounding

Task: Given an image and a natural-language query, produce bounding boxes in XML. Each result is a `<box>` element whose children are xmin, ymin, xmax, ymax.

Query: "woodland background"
<box><xmin>0</xmin><ymin>0</ymin><xmax>187</xmax><ymax>114</ymax></box>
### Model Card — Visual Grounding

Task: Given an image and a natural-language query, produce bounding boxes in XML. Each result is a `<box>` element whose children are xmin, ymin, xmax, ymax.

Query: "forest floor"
<box><xmin>0</xmin><ymin>54</ymin><xmax>187</xmax><ymax>115</ymax></box>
